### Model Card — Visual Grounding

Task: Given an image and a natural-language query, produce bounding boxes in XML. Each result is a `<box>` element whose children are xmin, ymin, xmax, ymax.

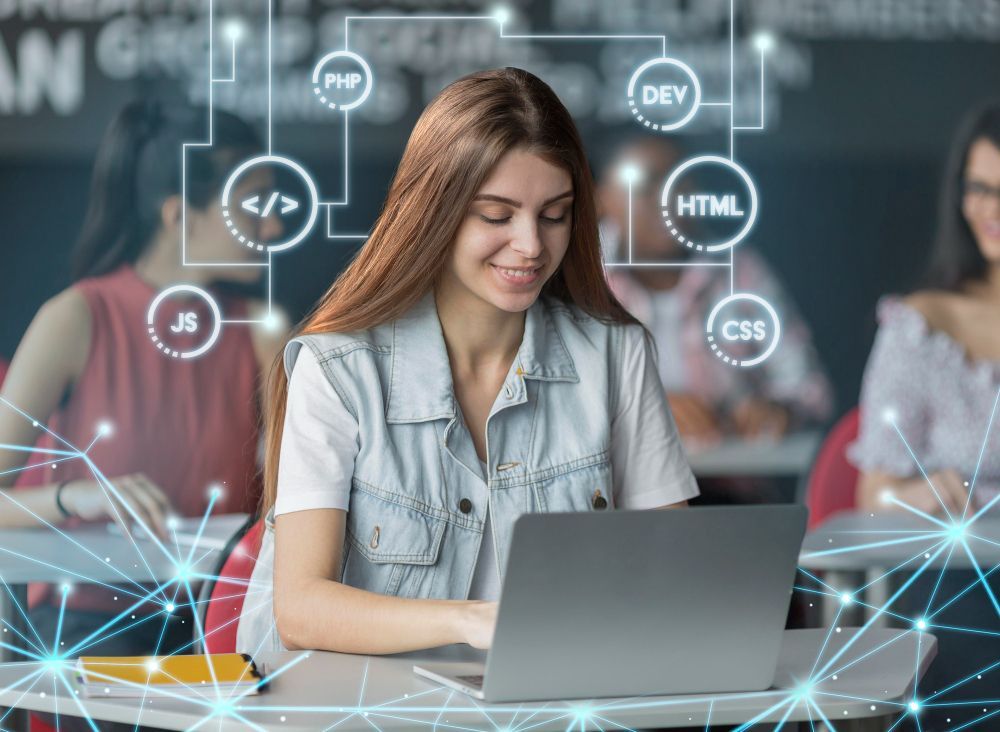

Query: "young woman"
<box><xmin>849</xmin><ymin>102</ymin><xmax>1000</xmax><ymax>730</ymax></box>
<box><xmin>851</xmin><ymin>103</ymin><xmax>1000</xmax><ymax>515</ymax></box>
<box><xmin>237</xmin><ymin>68</ymin><xmax>699</xmax><ymax>656</ymax></box>
<box><xmin>0</xmin><ymin>100</ymin><xmax>285</xmax><ymax>656</ymax></box>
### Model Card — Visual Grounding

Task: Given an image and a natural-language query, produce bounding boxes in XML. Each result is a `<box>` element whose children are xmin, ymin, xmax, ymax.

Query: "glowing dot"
<box><xmin>165</xmin><ymin>603</ymin><xmax>175</xmax><ymax>613</ymax></box>
<box><xmin>832</xmin><ymin>674</ymin><xmax>838</xmax><ymax>680</ymax></box>
<box><xmin>492</xmin><ymin>5</ymin><xmax>511</xmax><ymax>24</ymax></box>
<box><xmin>280</xmin><ymin>716</ymin><xmax>286</xmax><ymax>722</ymax></box>
<box><xmin>261</xmin><ymin>311</ymin><xmax>286</xmax><ymax>333</ymax></box>
<box><xmin>835</xmin><ymin>627</ymin><xmax>842</xmax><ymax>633</ymax></box>
<box><xmin>166</xmin><ymin>515</ymin><xmax>181</xmax><ymax>531</ymax></box>
<box><xmin>878</xmin><ymin>488</ymin><xmax>895</xmax><ymax>505</ymax></box>
<box><xmin>208</xmin><ymin>484</ymin><xmax>225</xmax><ymax>501</ymax></box>
<box><xmin>40</xmin><ymin>692</ymin><xmax>45</xmax><ymax>698</ymax></box>
<box><xmin>946</xmin><ymin>521</ymin><xmax>968</xmax><ymax>542</ymax></box>
<box><xmin>915</xmin><ymin>618</ymin><xmax>928</xmax><ymax>630</ymax></box>
<box><xmin>924</xmin><ymin>553</ymin><xmax>931</xmax><ymax>559</ymax></box>
<box><xmin>881</xmin><ymin>407</ymin><xmax>898</xmax><ymax>424</ymax></box>
<box><xmin>753</xmin><ymin>31</ymin><xmax>776</xmax><ymax>52</ymax></box>
<box><xmin>96</xmin><ymin>420</ymin><xmax>114</xmax><ymax>437</ymax></box>
<box><xmin>909</xmin><ymin>700</ymin><xmax>920</xmax><ymax>713</ymax></box>
<box><xmin>145</xmin><ymin>659</ymin><xmax>159</xmax><ymax>673</ymax></box>
<box><xmin>871</xmin><ymin>705</ymin><xmax>877</xmax><ymax>711</ymax></box>
<box><xmin>61</xmin><ymin>583</ymin><xmax>72</xmax><ymax>595</ymax></box>
<box><xmin>32</xmin><ymin>421</ymin><xmax>38</xmax><ymax>428</ymax></box>
<box><xmin>840</xmin><ymin>592</ymin><xmax>853</xmax><ymax>605</ymax></box>
<box><xmin>222</xmin><ymin>19</ymin><xmax>244</xmax><ymax>41</ymax></box>
<box><xmin>618</xmin><ymin>162</ymin><xmax>644</xmax><ymax>186</ymax></box>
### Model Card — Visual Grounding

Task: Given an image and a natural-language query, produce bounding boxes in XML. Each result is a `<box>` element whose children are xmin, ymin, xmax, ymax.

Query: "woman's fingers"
<box><xmin>112</xmin><ymin>477</ymin><xmax>165</xmax><ymax>539</ymax></box>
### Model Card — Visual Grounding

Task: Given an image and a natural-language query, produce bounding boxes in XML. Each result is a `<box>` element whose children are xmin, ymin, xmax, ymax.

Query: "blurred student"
<box><xmin>850</xmin><ymin>101</ymin><xmax>1000</xmax><ymax>731</ymax></box>
<box><xmin>598</xmin><ymin>138</ymin><xmax>832</xmax><ymax>444</ymax></box>
<box><xmin>0</xmin><ymin>100</ymin><xmax>286</xmax><ymax>660</ymax></box>
<box><xmin>851</xmin><ymin>103</ymin><xmax>1000</xmax><ymax>515</ymax></box>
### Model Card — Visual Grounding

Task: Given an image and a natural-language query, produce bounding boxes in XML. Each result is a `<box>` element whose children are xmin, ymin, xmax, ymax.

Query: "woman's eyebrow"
<box><xmin>472</xmin><ymin>191</ymin><xmax>575</xmax><ymax>208</ymax></box>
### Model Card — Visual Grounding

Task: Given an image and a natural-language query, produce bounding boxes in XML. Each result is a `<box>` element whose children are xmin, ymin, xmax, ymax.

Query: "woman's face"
<box><xmin>444</xmin><ymin>147</ymin><xmax>574</xmax><ymax>314</ymax></box>
<box><xmin>963</xmin><ymin>137</ymin><xmax>1000</xmax><ymax>264</ymax></box>
<box><xmin>184</xmin><ymin>168</ymin><xmax>283</xmax><ymax>283</ymax></box>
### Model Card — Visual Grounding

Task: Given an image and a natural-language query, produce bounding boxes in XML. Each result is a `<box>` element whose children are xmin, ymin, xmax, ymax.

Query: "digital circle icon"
<box><xmin>147</xmin><ymin>285</ymin><xmax>222</xmax><ymax>360</ymax></box>
<box><xmin>660</xmin><ymin>155</ymin><xmax>758</xmax><ymax>253</ymax></box>
<box><xmin>221</xmin><ymin>155</ymin><xmax>319</xmax><ymax>254</ymax></box>
<box><xmin>626</xmin><ymin>57</ymin><xmax>701</xmax><ymax>132</ymax></box>
<box><xmin>312</xmin><ymin>50</ymin><xmax>373</xmax><ymax>112</ymax></box>
<box><xmin>705</xmin><ymin>293</ymin><xmax>781</xmax><ymax>368</ymax></box>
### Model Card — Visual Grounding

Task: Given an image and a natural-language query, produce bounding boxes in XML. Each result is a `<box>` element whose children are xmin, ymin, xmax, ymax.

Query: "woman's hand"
<box><xmin>888</xmin><ymin>470</ymin><xmax>969</xmax><ymax>517</ymax></box>
<box><xmin>859</xmin><ymin>469</ymin><xmax>969</xmax><ymax>517</ymax></box>
<box><xmin>458</xmin><ymin>601</ymin><xmax>499</xmax><ymax>650</ymax></box>
<box><xmin>61</xmin><ymin>472</ymin><xmax>174</xmax><ymax>539</ymax></box>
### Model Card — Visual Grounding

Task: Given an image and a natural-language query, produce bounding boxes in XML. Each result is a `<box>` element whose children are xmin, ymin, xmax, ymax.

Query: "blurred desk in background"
<box><xmin>686</xmin><ymin>431</ymin><xmax>822</xmax><ymax>479</ymax></box>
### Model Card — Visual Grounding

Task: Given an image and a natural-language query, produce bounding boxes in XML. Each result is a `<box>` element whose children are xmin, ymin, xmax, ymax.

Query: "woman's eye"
<box><xmin>479</xmin><ymin>214</ymin><xmax>511</xmax><ymax>225</ymax></box>
<box><xmin>541</xmin><ymin>212</ymin><xmax>568</xmax><ymax>225</ymax></box>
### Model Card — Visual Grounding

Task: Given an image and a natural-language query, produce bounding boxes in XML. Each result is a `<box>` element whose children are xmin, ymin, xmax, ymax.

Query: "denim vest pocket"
<box><xmin>343</xmin><ymin>486</ymin><xmax>448</xmax><ymax>598</ymax></box>
<box><xmin>531</xmin><ymin>451</ymin><xmax>614</xmax><ymax>513</ymax></box>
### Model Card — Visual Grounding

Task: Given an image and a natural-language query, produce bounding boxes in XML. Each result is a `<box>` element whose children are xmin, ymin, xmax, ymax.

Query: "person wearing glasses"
<box><xmin>849</xmin><ymin>102</ymin><xmax>1000</xmax><ymax>731</ymax></box>
<box><xmin>851</xmin><ymin>102</ymin><xmax>1000</xmax><ymax>515</ymax></box>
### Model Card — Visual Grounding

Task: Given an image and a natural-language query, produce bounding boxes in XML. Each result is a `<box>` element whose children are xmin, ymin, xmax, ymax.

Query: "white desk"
<box><xmin>799</xmin><ymin>511</ymin><xmax>1000</xmax><ymax>626</ymax></box>
<box><xmin>0</xmin><ymin>514</ymin><xmax>245</xmax><ymax>658</ymax></box>
<box><xmin>0</xmin><ymin>628</ymin><xmax>935</xmax><ymax>730</ymax></box>
<box><xmin>800</xmin><ymin>511</ymin><xmax>1000</xmax><ymax>571</ymax></box>
<box><xmin>686</xmin><ymin>432</ymin><xmax>821</xmax><ymax>478</ymax></box>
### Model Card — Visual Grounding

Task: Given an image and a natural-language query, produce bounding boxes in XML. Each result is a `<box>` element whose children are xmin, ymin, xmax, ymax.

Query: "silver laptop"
<box><xmin>414</xmin><ymin>505</ymin><xmax>807</xmax><ymax>702</ymax></box>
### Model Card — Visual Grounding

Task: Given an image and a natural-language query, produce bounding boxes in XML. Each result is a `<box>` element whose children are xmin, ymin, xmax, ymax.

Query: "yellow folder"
<box><xmin>75</xmin><ymin>653</ymin><xmax>264</xmax><ymax>697</ymax></box>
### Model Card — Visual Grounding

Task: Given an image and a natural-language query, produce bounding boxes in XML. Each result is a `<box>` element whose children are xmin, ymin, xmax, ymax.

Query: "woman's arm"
<box><xmin>0</xmin><ymin>290</ymin><xmax>90</xmax><ymax>524</ymax></box>
<box><xmin>273</xmin><ymin>508</ymin><xmax>496</xmax><ymax>653</ymax></box>
<box><xmin>857</xmin><ymin>469</ymin><xmax>968</xmax><ymax>517</ymax></box>
<box><xmin>0</xmin><ymin>288</ymin><xmax>172</xmax><ymax>534</ymax></box>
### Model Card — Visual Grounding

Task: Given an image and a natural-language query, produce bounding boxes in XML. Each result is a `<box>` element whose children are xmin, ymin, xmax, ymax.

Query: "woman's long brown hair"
<box><xmin>260</xmin><ymin>67</ymin><xmax>638</xmax><ymax>518</ymax></box>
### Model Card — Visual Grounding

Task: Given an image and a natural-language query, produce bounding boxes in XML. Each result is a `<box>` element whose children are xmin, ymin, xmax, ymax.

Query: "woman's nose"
<box><xmin>509</xmin><ymin>222</ymin><xmax>544</xmax><ymax>258</ymax></box>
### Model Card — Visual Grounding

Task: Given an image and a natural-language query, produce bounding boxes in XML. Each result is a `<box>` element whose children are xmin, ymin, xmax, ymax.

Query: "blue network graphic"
<box><xmin>3</xmin><ymin>1</ymin><xmax>999</xmax><ymax>729</ymax></box>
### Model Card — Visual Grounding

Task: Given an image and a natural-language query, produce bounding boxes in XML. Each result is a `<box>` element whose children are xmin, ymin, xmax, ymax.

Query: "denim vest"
<box><xmin>237</xmin><ymin>292</ymin><xmax>633</xmax><ymax>653</ymax></box>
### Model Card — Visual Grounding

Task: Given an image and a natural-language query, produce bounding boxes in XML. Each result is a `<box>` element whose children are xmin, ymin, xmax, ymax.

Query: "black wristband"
<box><xmin>55</xmin><ymin>480</ymin><xmax>73</xmax><ymax>518</ymax></box>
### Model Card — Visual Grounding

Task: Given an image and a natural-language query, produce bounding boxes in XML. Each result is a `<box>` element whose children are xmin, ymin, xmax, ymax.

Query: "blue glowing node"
<box><xmin>618</xmin><ymin>162</ymin><xmax>644</xmax><ymax>186</ymax></box>
<box><xmin>840</xmin><ymin>592</ymin><xmax>854</xmax><ymax>605</ymax></box>
<box><xmin>947</xmin><ymin>522</ymin><xmax>967</xmax><ymax>541</ymax></box>
<box><xmin>753</xmin><ymin>31</ymin><xmax>776</xmax><ymax>53</ymax></box>
<box><xmin>915</xmin><ymin>618</ymin><xmax>928</xmax><ymax>630</ymax></box>
<box><xmin>909</xmin><ymin>699</ymin><xmax>921</xmax><ymax>713</ymax></box>
<box><xmin>492</xmin><ymin>5</ymin><xmax>511</xmax><ymax>24</ymax></box>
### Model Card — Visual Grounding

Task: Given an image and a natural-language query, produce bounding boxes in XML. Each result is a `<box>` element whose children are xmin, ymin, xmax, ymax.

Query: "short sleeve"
<box><xmin>847</xmin><ymin>299</ymin><xmax>928</xmax><ymax>476</ymax></box>
<box><xmin>611</xmin><ymin>325</ymin><xmax>700</xmax><ymax>509</ymax></box>
<box><xmin>274</xmin><ymin>341</ymin><xmax>360</xmax><ymax>517</ymax></box>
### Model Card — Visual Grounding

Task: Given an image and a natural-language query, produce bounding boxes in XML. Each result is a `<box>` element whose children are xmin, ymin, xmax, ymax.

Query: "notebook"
<box><xmin>75</xmin><ymin>653</ymin><xmax>265</xmax><ymax>698</ymax></box>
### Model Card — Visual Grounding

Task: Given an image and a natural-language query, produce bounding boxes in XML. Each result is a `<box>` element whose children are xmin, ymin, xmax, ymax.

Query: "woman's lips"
<box><xmin>491</xmin><ymin>264</ymin><xmax>543</xmax><ymax>286</ymax></box>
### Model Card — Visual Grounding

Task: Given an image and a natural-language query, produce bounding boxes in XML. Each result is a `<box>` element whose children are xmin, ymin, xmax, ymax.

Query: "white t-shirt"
<box><xmin>274</xmin><ymin>326</ymin><xmax>699</xmax><ymax>599</ymax></box>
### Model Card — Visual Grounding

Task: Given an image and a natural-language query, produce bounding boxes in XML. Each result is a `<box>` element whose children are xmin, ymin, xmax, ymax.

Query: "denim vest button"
<box><xmin>592</xmin><ymin>490</ymin><xmax>608</xmax><ymax>510</ymax></box>
<box><xmin>459</xmin><ymin>498</ymin><xmax>474</xmax><ymax>514</ymax></box>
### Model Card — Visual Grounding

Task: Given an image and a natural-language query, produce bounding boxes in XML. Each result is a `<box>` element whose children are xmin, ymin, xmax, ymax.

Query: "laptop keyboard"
<box><xmin>456</xmin><ymin>674</ymin><xmax>484</xmax><ymax>689</ymax></box>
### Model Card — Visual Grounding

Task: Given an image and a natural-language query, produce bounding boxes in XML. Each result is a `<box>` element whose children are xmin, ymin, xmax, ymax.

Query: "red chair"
<box><xmin>200</xmin><ymin>518</ymin><xmax>265</xmax><ymax>654</ymax></box>
<box><xmin>804</xmin><ymin>408</ymin><xmax>861</xmax><ymax>529</ymax></box>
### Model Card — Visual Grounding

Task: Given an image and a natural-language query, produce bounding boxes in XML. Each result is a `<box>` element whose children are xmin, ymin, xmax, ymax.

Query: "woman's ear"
<box><xmin>159</xmin><ymin>195</ymin><xmax>183</xmax><ymax>232</ymax></box>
